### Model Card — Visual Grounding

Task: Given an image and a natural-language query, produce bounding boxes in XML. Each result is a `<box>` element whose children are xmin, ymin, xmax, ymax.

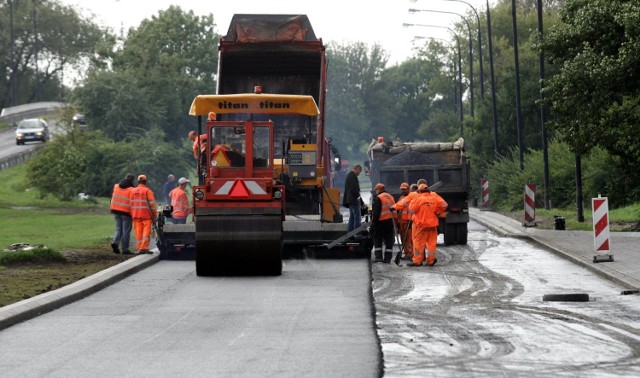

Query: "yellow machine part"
<box><xmin>322</xmin><ymin>187</ymin><xmax>341</xmax><ymax>223</ymax></box>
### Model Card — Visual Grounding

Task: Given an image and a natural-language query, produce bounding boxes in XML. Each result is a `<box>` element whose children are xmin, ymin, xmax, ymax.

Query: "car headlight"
<box><xmin>16</xmin><ymin>133</ymin><xmax>22</xmax><ymax>137</ymax></box>
<box><xmin>36</xmin><ymin>131</ymin><xmax>43</xmax><ymax>136</ymax></box>
<box><xmin>194</xmin><ymin>189</ymin><xmax>205</xmax><ymax>200</ymax></box>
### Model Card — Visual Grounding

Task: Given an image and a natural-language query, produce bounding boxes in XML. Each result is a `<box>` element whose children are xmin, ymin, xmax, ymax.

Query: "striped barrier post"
<box><xmin>481</xmin><ymin>179</ymin><xmax>490</xmax><ymax>208</ymax></box>
<box><xmin>592</xmin><ymin>196</ymin><xmax>613</xmax><ymax>263</ymax></box>
<box><xmin>523</xmin><ymin>183</ymin><xmax>536</xmax><ymax>227</ymax></box>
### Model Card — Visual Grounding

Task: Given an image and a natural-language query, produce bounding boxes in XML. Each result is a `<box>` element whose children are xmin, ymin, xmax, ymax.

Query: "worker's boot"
<box><xmin>383</xmin><ymin>252</ymin><xmax>392</xmax><ymax>263</ymax></box>
<box><xmin>372</xmin><ymin>248</ymin><xmax>383</xmax><ymax>263</ymax></box>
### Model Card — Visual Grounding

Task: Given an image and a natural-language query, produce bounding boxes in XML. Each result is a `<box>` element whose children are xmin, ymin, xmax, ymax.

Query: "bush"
<box><xmin>26</xmin><ymin>128</ymin><xmax>193</xmax><ymax>200</ymax></box>
<box><xmin>486</xmin><ymin>139</ymin><xmax>640</xmax><ymax>210</ymax></box>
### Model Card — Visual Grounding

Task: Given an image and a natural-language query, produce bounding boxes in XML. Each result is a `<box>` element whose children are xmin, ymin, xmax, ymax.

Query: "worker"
<box><xmin>169</xmin><ymin>177</ymin><xmax>192</xmax><ymax>224</ymax></box>
<box><xmin>110</xmin><ymin>173</ymin><xmax>135</xmax><ymax>255</ymax></box>
<box><xmin>408</xmin><ymin>183</ymin><xmax>448</xmax><ymax>267</ymax></box>
<box><xmin>342</xmin><ymin>164</ymin><xmax>363</xmax><ymax>233</ymax></box>
<box><xmin>392</xmin><ymin>181</ymin><xmax>423</xmax><ymax>260</ymax></box>
<box><xmin>130</xmin><ymin>174</ymin><xmax>157</xmax><ymax>254</ymax></box>
<box><xmin>371</xmin><ymin>183</ymin><xmax>396</xmax><ymax>263</ymax></box>
<box><xmin>162</xmin><ymin>174</ymin><xmax>176</xmax><ymax>205</ymax></box>
<box><xmin>188</xmin><ymin>131</ymin><xmax>208</xmax><ymax>161</ymax></box>
<box><xmin>394</xmin><ymin>182</ymin><xmax>414</xmax><ymax>260</ymax></box>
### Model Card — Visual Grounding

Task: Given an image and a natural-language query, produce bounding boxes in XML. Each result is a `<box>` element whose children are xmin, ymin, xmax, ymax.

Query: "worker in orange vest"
<box><xmin>110</xmin><ymin>173</ymin><xmax>135</xmax><ymax>255</ymax></box>
<box><xmin>393</xmin><ymin>180</ymin><xmax>424</xmax><ymax>260</ymax></box>
<box><xmin>371</xmin><ymin>183</ymin><xmax>396</xmax><ymax>263</ymax></box>
<box><xmin>189</xmin><ymin>130</ymin><xmax>208</xmax><ymax>182</ymax></box>
<box><xmin>130</xmin><ymin>175</ymin><xmax>157</xmax><ymax>254</ymax></box>
<box><xmin>169</xmin><ymin>177</ymin><xmax>192</xmax><ymax>224</ymax></box>
<box><xmin>393</xmin><ymin>182</ymin><xmax>414</xmax><ymax>260</ymax></box>
<box><xmin>408</xmin><ymin>183</ymin><xmax>448</xmax><ymax>267</ymax></box>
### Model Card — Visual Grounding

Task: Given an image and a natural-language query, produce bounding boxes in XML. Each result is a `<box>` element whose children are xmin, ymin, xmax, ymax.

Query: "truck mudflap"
<box><xmin>440</xmin><ymin>210</ymin><xmax>469</xmax><ymax>245</ymax></box>
<box><xmin>157</xmin><ymin>223</ymin><xmax>196</xmax><ymax>260</ymax></box>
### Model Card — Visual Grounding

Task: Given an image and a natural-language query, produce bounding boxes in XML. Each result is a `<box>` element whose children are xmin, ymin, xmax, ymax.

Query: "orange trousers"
<box><xmin>133</xmin><ymin>218</ymin><xmax>152</xmax><ymax>251</ymax></box>
<box><xmin>398</xmin><ymin>221</ymin><xmax>413</xmax><ymax>257</ymax></box>
<box><xmin>412</xmin><ymin>225</ymin><xmax>438</xmax><ymax>265</ymax></box>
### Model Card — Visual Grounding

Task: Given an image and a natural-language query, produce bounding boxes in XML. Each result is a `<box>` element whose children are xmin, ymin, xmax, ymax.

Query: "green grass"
<box><xmin>0</xmin><ymin>165</ymin><xmax>114</xmax><ymax>252</ymax></box>
<box><xmin>504</xmin><ymin>206</ymin><xmax>640</xmax><ymax>232</ymax></box>
<box><xmin>0</xmin><ymin>248</ymin><xmax>66</xmax><ymax>265</ymax></box>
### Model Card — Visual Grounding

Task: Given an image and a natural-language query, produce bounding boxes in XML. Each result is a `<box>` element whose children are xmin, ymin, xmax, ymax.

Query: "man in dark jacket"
<box><xmin>371</xmin><ymin>183</ymin><xmax>396</xmax><ymax>263</ymax></box>
<box><xmin>342</xmin><ymin>164</ymin><xmax>362</xmax><ymax>232</ymax></box>
<box><xmin>110</xmin><ymin>173</ymin><xmax>135</xmax><ymax>255</ymax></box>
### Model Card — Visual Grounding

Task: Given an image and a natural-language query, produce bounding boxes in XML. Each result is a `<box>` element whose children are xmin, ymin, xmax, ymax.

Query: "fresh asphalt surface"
<box><xmin>0</xmin><ymin>259</ymin><xmax>381</xmax><ymax>377</ymax></box>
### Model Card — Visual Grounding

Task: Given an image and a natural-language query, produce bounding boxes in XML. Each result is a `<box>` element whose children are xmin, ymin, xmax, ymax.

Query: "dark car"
<box><xmin>15</xmin><ymin>118</ymin><xmax>49</xmax><ymax>145</ymax></box>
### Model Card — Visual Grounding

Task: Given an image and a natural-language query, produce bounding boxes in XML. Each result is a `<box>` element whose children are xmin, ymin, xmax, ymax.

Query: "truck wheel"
<box><xmin>455</xmin><ymin>223</ymin><xmax>468</xmax><ymax>245</ymax></box>
<box><xmin>444</xmin><ymin>224</ymin><xmax>456</xmax><ymax>245</ymax></box>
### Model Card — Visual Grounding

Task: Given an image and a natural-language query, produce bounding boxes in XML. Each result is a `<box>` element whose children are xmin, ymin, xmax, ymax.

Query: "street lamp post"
<box><xmin>409</xmin><ymin>8</ymin><xmax>475</xmax><ymax>118</ymax></box>
<box><xmin>511</xmin><ymin>0</ymin><xmax>525</xmax><ymax>171</ymax></box>
<box><xmin>536</xmin><ymin>0</ymin><xmax>551</xmax><ymax>209</ymax></box>
<box><xmin>486</xmin><ymin>0</ymin><xmax>499</xmax><ymax>155</ymax></box>
<box><xmin>438</xmin><ymin>0</ymin><xmax>485</xmax><ymax>98</ymax></box>
<box><xmin>404</xmin><ymin>23</ymin><xmax>464</xmax><ymax>136</ymax></box>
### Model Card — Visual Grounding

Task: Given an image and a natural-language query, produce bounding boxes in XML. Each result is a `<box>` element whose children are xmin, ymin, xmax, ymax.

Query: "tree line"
<box><xmin>1</xmin><ymin>0</ymin><xmax>638</xmax><ymax>210</ymax></box>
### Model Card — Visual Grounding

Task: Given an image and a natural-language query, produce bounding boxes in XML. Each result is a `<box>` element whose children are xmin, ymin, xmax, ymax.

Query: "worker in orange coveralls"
<box><xmin>392</xmin><ymin>180</ymin><xmax>425</xmax><ymax>260</ymax></box>
<box><xmin>130</xmin><ymin>175</ymin><xmax>157</xmax><ymax>254</ymax></box>
<box><xmin>393</xmin><ymin>182</ymin><xmax>414</xmax><ymax>260</ymax></box>
<box><xmin>407</xmin><ymin>183</ymin><xmax>448</xmax><ymax>267</ymax></box>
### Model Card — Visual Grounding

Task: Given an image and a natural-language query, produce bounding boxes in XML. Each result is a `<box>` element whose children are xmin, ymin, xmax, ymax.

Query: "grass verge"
<box><xmin>0</xmin><ymin>165</ymin><xmax>133</xmax><ymax>307</ymax></box>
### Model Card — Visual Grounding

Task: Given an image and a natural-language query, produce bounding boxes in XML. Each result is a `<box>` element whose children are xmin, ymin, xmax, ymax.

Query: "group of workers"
<box><xmin>110</xmin><ymin>173</ymin><xmax>193</xmax><ymax>255</ymax></box>
<box><xmin>343</xmin><ymin>164</ymin><xmax>449</xmax><ymax>266</ymax></box>
<box><xmin>371</xmin><ymin>180</ymin><xmax>448</xmax><ymax>266</ymax></box>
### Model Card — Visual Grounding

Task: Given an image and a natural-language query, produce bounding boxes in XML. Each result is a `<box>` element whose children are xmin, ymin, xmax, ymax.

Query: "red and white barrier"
<box><xmin>592</xmin><ymin>196</ymin><xmax>613</xmax><ymax>262</ymax></box>
<box><xmin>523</xmin><ymin>183</ymin><xmax>536</xmax><ymax>226</ymax></box>
<box><xmin>481</xmin><ymin>179</ymin><xmax>490</xmax><ymax>208</ymax></box>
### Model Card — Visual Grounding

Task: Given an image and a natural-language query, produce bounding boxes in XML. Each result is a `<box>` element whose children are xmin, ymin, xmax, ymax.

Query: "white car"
<box><xmin>16</xmin><ymin>118</ymin><xmax>49</xmax><ymax>145</ymax></box>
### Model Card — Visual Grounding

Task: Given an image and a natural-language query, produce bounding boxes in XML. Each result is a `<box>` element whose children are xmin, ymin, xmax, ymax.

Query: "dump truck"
<box><xmin>365</xmin><ymin>137</ymin><xmax>470</xmax><ymax>245</ymax></box>
<box><xmin>156</xmin><ymin>15</ymin><xmax>370</xmax><ymax>267</ymax></box>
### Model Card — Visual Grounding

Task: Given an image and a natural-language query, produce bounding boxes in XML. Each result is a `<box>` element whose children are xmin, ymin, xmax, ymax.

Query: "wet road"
<box><xmin>373</xmin><ymin>220</ymin><xmax>640</xmax><ymax>377</ymax></box>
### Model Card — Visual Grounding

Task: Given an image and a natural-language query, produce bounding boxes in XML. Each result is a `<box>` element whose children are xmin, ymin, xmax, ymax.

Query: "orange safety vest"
<box><xmin>192</xmin><ymin>133</ymin><xmax>208</xmax><ymax>159</ymax></box>
<box><xmin>409</xmin><ymin>192</ymin><xmax>448</xmax><ymax>227</ymax></box>
<box><xmin>396</xmin><ymin>194</ymin><xmax>411</xmax><ymax>222</ymax></box>
<box><xmin>110</xmin><ymin>184</ymin><xmax>132</xmax><ymax>214</ymax></box>
<box><xmin>169</xmin><ymin>187</ymin><xmax>191</xmax><ymax>219</ymax></box>
<box><xmin>393</xmin><ymin>191</ymin><xmax>418</xmax><ymax>221</ymax></box>
<box><xmin>130</xmin><ymin>184</ymin><xmax>156</xmax><ymax>220</ymax></box>
<box><xmin>377</xmin><ymin>192</ymin><xmax>396</xmax><ymax>221</ymax></box>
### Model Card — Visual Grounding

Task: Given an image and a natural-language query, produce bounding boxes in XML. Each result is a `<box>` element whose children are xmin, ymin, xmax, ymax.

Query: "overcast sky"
<box><xmin>61</xmin><ymin>0</ymin><xmax>492</xmax><ymax>65</ymax></box>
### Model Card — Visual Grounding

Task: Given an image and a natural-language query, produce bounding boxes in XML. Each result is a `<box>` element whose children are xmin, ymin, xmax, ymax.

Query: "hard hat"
<box><xmin>400</xmin><ymin>182</ymin><xmax>409</xmax><ymax>189</ymax></box>
<box><xmin>178</xmin><ymin>177</ymin><xmax>190</xmax><ymax>184</ymax></box>
<box><xmin>418</xmin><ymin>183</ymin><xmax>428</xmax><ymax>191</ymax></box>
<box><xmin>377</xmin><ymin>136</ymin><xmax>385</xmax><ymax>143</ymax></box>
<box><xmin>138</xmin><ymin>175</ymin><xmax>147</xmax><ymax>181</ymax></box>
<box><xmin>374</xmin><ymin>183</ymin><xmax>385</xmax><ymax>191</ymax></box>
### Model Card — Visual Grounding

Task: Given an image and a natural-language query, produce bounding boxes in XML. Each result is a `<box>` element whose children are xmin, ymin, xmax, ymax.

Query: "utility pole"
<box><xmin>511</xmin><ymin>0</ymin><xmax>524</xmax><ymax>170</ymax></box>
<box><xmin>486</xmin><ymin>1</ymin><xmax>499</xmax><ymax>155</ymax></box>
<box><xmin>537</xmin><ymin>0</ymin><xmax>551</xmax><ymax>209</ymax></box>
<box><xmin>9</xmin><ymin>0</ymin><xmax>17</xmax><ymax>106</ymax></box>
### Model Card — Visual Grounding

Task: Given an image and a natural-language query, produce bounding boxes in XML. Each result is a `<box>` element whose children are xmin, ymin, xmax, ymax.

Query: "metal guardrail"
<box><xmin>0</xmin><ymin>146</ymin><xmax>44</xmax><ymax>171</ymax></box>
<box><xmin>0</xmin><ymin>102</ymin><xmax>66</xmax><ymax>126</ymax></box>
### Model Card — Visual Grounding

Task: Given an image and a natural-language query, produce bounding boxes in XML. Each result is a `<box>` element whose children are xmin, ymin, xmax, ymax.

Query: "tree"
<box><xmin>325</xmin><ymin>42</ymin><xmax>388</xmax><ymax>162</ymax></box>
<box><xmin>0</xmin><ymin>0</ymin><xmax>109</xmax><ymax>107</ymax></box>
<box><xmin>541</xmin><ymin>0</ymin><xmax>640</xmax><ymax>166</ymax></box>
<box><xmin>75</xmin><ymin>6</ymin><xmax>218</xmax><ymax>143</ymax></box>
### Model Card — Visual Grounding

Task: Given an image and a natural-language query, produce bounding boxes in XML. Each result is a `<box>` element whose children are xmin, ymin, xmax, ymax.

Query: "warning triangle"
<box><xmin>212</xmin><ymin>150</ymin><xmax>230</xmax><ymax>167</ymax></box>
<box><xmin>230</xmin><ymin>180</ymin><xmax>250</xmax><ymax>198</ymax></box>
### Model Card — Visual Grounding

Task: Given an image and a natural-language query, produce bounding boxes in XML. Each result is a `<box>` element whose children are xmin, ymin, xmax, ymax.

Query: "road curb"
<box><xmin>0</xmin><ymin>253</ymin><xmax>158</xmax><ymax>331</ymax></box>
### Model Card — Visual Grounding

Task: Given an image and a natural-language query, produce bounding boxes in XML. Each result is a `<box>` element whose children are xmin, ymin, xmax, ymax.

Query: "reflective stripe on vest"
<box><xmin>378</xmin><ymin>192</ymin><xmax>395</xmax><ymax>221</ymax></box>
<box><xmin>130</xmin><ymin>185</ymin><xmax>156</xmax><ymax>219</ymax></box>
<box><xmin>110</xmin><ymin>184</ymin><xmax>132</xmax><ymax>214</ymax></box>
